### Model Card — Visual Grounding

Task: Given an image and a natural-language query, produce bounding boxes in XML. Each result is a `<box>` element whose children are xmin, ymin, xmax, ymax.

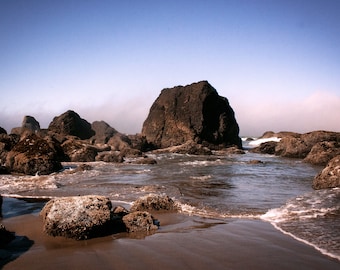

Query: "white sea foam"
<box><xmin>248</xmin><ymin>137</ymin><xmax>281</xmax><ymax>147</ymax></box>
<box><xmin>190</xmin><ymin>175</ymin><xmax>212</xmax><ymax>180</ymax></box>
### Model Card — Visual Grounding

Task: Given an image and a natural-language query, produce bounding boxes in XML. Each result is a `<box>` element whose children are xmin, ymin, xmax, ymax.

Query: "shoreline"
<box><xmin>1</xmin><ymin>212</ymin><xmax>339</xmax><ymax>270</ymax></box>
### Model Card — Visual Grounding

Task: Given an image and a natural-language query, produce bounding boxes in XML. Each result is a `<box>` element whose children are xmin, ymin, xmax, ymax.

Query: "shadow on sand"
<box><xmin>0</xmin><ymin>235</ymin><xmax>34</xmax><ymax>269</ymax></box>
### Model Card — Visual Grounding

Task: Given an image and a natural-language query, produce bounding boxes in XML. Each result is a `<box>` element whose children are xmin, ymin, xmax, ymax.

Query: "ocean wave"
<box><xmin>261</xmin><ymin>188</ymin><xmax>340</xmax><ymax>261</ymax></box>
<box><xmin>248</xmin><ymin>137</ymin><xmax>281</xmax><ymax>147</ymax></box>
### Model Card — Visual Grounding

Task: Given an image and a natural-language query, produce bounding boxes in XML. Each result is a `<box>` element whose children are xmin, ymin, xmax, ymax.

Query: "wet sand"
<box><xmin>1</xmin><ymin>212</ymin><xmax>340</xmax><ymax>270</ymax></box>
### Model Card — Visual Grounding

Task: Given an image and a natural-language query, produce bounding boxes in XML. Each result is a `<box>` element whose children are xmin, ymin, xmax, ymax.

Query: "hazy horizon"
<box><xmin>1</xmin><ymin>1</ymin><xmax>339</xmax><ymax>137</ymax></box>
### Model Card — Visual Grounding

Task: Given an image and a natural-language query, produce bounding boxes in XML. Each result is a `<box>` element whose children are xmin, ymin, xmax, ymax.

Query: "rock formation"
<box><xmin>90</xmin><ymin>121</ymin><xmax>118</xmax><ymax>144</ymax></box>
<box><xmin>5</xmin><ymin>133</ymin><xmax>62</xmax><ymax>175</ymax></box>
<box><xmin>0</xmin><ymin>126</ymin><xmax>7</xmax><ymax>135</ymax></box>
<box><xmin>48</xmin><ymin>110</ymin><xmax>95</xmax><ymax>140</ymax></box>
<box><xmin>40</xmin><ymin>195</ymin><xmax>115</xmax><ymax>240</ymax></box>
<box><xmin>251</xmin><ymin>130</ymin><xmax>340</xmax><ymax>165</ymax></box>
<box><xmin>142</xmin><ymin>81</ymin><xmax>241</xmax><ymax>149</ymax></box>
<box><xmin>40</xmin><ymin>194</ymin><xmax>173</xmax><ymax>240</ymax></box>
<box><xmin>122</xmin><ymin>211</ymin><xmax>158</xmax><ymax>233</ymax></box>
<box><xmin>312</xmin><ymin>155</ymin><xmax>340</xmax><ymax>189</ymax></box>
<box><xmin>130</xmin><ymin>194</ymin><xmax>179</xmax><ymax>212</ymax></box>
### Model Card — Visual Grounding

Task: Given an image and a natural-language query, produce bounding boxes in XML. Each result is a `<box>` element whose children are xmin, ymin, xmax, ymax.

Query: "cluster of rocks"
<box><xmin>40</xmin><ymin>194</ymin><xmax>178</xmax><ymax>240</ymax></box>
<box><xmin>251</xmin><ymin>130</ymin><xmax>340</xmax><ymax>189</ymax></box>
<box><xmin>0</xmin><ymin>81</ymin><xmax>242</xmax><ymax>176</ymax></box>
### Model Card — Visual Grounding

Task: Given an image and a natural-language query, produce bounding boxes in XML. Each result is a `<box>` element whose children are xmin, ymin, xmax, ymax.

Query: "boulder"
<box><xmin>48</xmin><ymin>110</ymin><xmax>95</xmax><ymax>140</ymax></box>
<box><xmin>5</xmin><ymin>133</ymin><xmax>62</xmax><ymax>175</ymax></box>
<box><xmin>61</xmin><ymin>138</ymin><xmax>98</xmax><ymax>162</ymax></box>
<box><xmin>90</xmin><ymin>121</ymin><xmax>118</xmax><ymax>144</ymax></box>
<box><xmin>40</xmin><ymin>195</ymin><xmax>114</xmax><ymax>240</ymax></box>
<box><xmin>0</xmin><ymin>134</ymin><xmax>20</xmax><ymax>165</ymax></box>
<box><xmin>22</xmin><ymin>115</ymin><xmax>40</xmax><ymax>133</ymax></box>
<box><xmin>250</xmin><ymin>141</ymin><xmax>278</xmax><ymax>155</ymax></box>
<box><xmin>95</xmin><ymin>151</ymin><xmax>124</xmax><ymax>163</ymax></box>
<box><xmin>141</xmin><ymin>81</ymin><xmax>242</xmax><ymax>149</ymax></box>
<box><xmin>130</xmin><ymin>194</ymin><xmax>179</xmax><ymax>212</ymax></box>
<box><xmin>304</xmin><ymin>141</ymin><xmax>340</xmax><ymax>166</ymax></box>
<box><xmin>122</xmin><ymin>211</ymin><xmax>158</xmax><ymax>233</ymax></box>
<box><xmin>275</xmin><ymin>131</ymin><xmax>340</xmax><ymax>159</ymax></box>
<box><xmin>312</xmin><ymin>155</ymin><xmax>340</xmax><ymax>189</ymax></box>
<box><xmin>152</xmin><ymin>140</ymin><xmax>213</xmax><ymax>155</ymax></box>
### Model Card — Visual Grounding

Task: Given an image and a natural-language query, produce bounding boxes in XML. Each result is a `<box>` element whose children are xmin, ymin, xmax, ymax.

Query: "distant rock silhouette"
<box><xmin>0</xmin><ymin>126</ymin><xmax>7</xmax><ymax>135</ymax></box>
<box><xmin>142</xmin><ymin>81</ymin><xmax>241</xmax><ymax>149</ymax></box>
<box><xmin>48</xmin><ymin>110</ymin><xmax>95</xmax><ymax>140</ymax></box>
<box><xmin>91</xmin><ymin>121</ymin><xmax>118</xmax><ymax>144</ymax></box>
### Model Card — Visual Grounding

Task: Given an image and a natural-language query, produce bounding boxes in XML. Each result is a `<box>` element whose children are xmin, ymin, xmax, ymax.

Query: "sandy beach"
<box><xmin>1</xmin><ymin>211</ymin><xmax>339</xmax><ymax>270</ymax></box>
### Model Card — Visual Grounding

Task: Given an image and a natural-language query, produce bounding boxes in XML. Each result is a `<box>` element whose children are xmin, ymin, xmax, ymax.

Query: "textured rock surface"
<box><xmin>130</xmin><ymin>194</ymin><xmax>179</xmax><ymax>212</ymax></box>
<box><xmin>48</xmin><ymin>110</ymin><xmax>95</xmax><ymax>140</ymax></box>
<box><xmin>122</xmin><ymin>211</ymin><xmax>158</xmax><ymax>233</ymax></box>
<box><xmin>142</xmin><ymin>81</ymin><xmax>241</xmax><ymax>149</ymax></box>
<box><xmin>5</xmin><ymin>133</ymin><xmax>62</xmax><ymax>175</ymax></box>
<box><xmin>40</xmin><ymin>195</ymin><xmax>114</xmax><ymax>240</ymax></box>
<box><xmin>275</xmin><ymin>131</ymin><xmax>339</xmax><ymax>159</ymax></box>
<box><xmin>304</xmin><ymin>141</ymin><xmax>340</xmax><ymax>166</ymax></box>
<box><xmin>312</xmin><ymin>155</ymin><xmax>340</xmax><ymax>189</ymax></box>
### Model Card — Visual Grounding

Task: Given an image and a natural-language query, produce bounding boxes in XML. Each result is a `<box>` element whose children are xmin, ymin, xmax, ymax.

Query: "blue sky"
<box><xmin>1</xmin><ymin>0</ymin><xmax>339</xmax><ymax>136</ymax></box>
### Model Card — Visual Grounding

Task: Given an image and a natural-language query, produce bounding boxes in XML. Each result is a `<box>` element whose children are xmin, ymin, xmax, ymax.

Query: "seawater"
<box><xmin>1</xmin><ymin>138</ymin><xmax>339</xmax><ymax>261</ymax></box>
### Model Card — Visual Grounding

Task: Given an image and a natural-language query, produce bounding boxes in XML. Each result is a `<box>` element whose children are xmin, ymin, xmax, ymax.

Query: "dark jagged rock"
<box><xmin>0</xmin><ymin>127</ymin><xmax>7</xmax><ymax>135</ymax></box>
<box><xmin>5</xmin><ymin>133</ymin><xmax>62</xmax><ymax>175</ymax></box>
<box><xmin>22</xmin><ymin>115</ymin><xmax>40</xmax><ymax>132</ymax></box>
<box><xmin>48</xmin><ymin>110</ymin><xmax>95</xmax><ymax>140</ymax></box>
<box><xmin>130</xmin><ymin>194</ymin><xmax>179</xmax><ymax>212</ymax></box>
<box><xmin>90</xmin><ymin>121</ymin><xmax>118</xmax><ymax>144</ymax></box>
<box><xmin>304</xmin><ymin>141</ymin><xmax>340</xmax><ymax>166</ymax></box>
<box><xmin>250</xmin><ymin>141</ymin><xmax>278</xmax><ymax>155</ymax></box>
<box><xmin>142</xmin><ymin>81</ymin><xmax>241</xmax><ymax>149</ymax></box>
<box><xmin>312</xmin><ymin>155</ymin><xmax>340</xmax><ymax>189</ymax></box>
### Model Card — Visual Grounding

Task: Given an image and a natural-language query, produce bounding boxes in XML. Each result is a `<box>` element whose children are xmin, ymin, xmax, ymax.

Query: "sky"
<box><xmin>1</xmin><ymin>0</ymin><xmax>339</xmax><ymax>137</ymax></box>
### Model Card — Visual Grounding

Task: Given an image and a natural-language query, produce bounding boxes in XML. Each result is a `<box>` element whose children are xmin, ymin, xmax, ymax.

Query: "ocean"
<box><xmin>1</xmin><ymin>137</ymin><xmax>339</xmax><ymax>265</ymax></box>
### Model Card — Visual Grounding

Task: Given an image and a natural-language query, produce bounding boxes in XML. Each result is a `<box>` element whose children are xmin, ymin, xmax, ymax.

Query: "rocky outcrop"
<box><xmin>304</xmin><ymin>141</ymin><xmax>340</xmax><ymax>166</ymax></box>
<box><xmin>130</xmin><ymin>194</ymin><xmax>179</xmax><ymax>212</ymax></box>
<box><xmin>275</xmin><ymin>131</ymin><xmax>339</xmax><ymax>159</ymax></box>
<box><xmin>151</xmin><ymin>140</ymin><xmax>213</xmax><ymax>155</ymax></box>
<box><xmin>40</xmin><ymin>195</ymin><xmax>115</xmax><ymax>240</ymax></box>
<box><xmin>0</xmin><ymin>127</ymin><xmax>7</xmax><ymax>135</ymax></box>
<box><xmin>142</xmin><ymin>81</ymin><xmax>241</xmax><ymax>149</ymax></box>
<box><xmin>312</xmin><ymin>155</ymin><xmax>340</xmax><ymax>189</ymax></box>
<box><xmin>48</xmin><ymin>110</ymin><xmax>95</xmax><ymax>140</ymax></box>
<box><xmin>5</xmin><ymin>133</ymin><xmax>62</xmax><ymax>175</ymax></box>
<box><xmin>251</xmin><ymin>131</ymin><xmax>340</xmax><ymax>165</ymax></box>
<box><xmin>250</xmin><ymin>141</ymin><xmax>278</xmax><ymax>155</ymax></box>
<box><xmin>10</xmin><ymin>116</ymin><xmax>41</xmax><ymax>136</ymax></box>
<box><xmin>90</xmin><ymin>121</ymin><xmax>118</xmax><ymax>144</ymax></box>
<box><xmin>61</xmin><ymin>138</ymin><xmax>99</xmax><ymax>162</ymax></box>
<box><xmin>0</xmin><ymin>133</ymin><xmax>20</xmax><ymax>166</ymax></box>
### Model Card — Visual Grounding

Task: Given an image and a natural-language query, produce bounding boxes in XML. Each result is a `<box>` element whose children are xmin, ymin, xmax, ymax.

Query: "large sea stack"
<box><xmin>48</xmin><ymin>110</ymin><xmax>95</xmax><ymax>140</ymax></box>
<box><xmin>142</xmin><ymin>81</ymin><xmax>241</xmax><ymax>149</ymax></box>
